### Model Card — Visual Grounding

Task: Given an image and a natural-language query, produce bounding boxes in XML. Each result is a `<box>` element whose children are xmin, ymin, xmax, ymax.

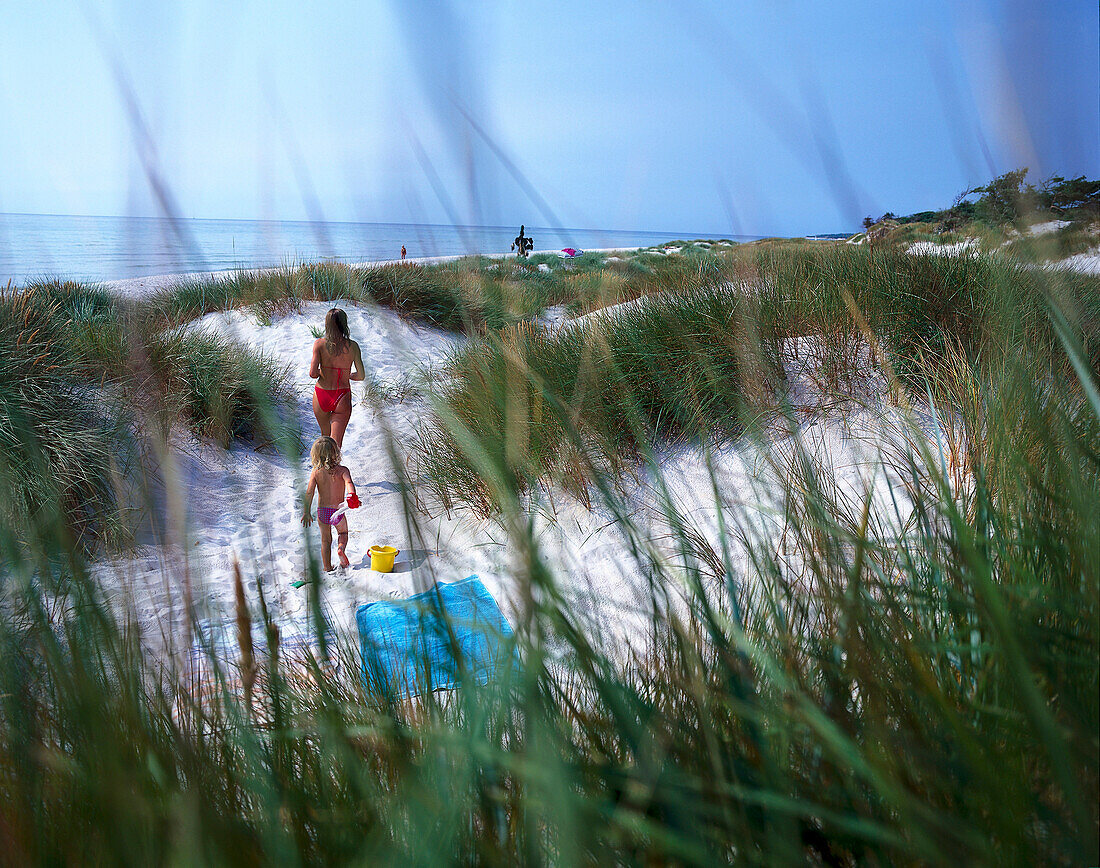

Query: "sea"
<box><xmin>0</xmin><ymin>212</ymin><xmax>746</xmax><ymax>286</ymax></box>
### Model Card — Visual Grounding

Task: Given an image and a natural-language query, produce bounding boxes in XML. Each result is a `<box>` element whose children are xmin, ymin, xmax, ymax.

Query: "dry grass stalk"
<box><xmin>234</xmin><ymin>558</ymin><xmax>257</xmax><ymax>711</ymax></box>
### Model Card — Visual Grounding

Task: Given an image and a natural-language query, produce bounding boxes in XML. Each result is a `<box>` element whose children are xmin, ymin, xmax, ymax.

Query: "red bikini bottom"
<box><xmin>315</xmin><ymin>385</ymin><xmax>351</xmax><ymax>413</ymax></box>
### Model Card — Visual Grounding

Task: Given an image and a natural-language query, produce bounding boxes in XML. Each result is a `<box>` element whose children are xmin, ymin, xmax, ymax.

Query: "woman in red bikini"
<box><xmin>309</xmin><ymin>308</ymin><xmax>365</xmax><ymax>447</ymax></box>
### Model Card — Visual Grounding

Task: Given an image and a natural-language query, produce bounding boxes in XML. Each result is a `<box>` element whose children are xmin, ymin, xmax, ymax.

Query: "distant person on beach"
<box><xmin>302</xmin><ymin>435</ymin><xmax>360</xmax><ymax>571</ymax></box>
<box><xmin>309</xmin><ymin>307</ymin><xmax>365</xmax><ymax>447</ymax></box>
<box><xmin>512</xmin><ymin>224</ymin><xmax>534</xmax><ymax>258</ymax></box>
<box><xmin>400</xmin><ymin>245</ymin><xmax>406</xmax><ymax>260</ymax></box>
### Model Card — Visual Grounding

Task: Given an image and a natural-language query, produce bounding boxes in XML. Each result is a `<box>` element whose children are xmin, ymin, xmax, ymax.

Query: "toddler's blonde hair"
<box><xmin>310</xmin><ymin>436</ymin><xmax>341</xmax><ymax>471</ymax></box>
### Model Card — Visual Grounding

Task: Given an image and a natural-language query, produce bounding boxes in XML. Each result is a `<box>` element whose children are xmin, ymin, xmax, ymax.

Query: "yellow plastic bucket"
<box><xmin>369</xmin><ymin>545</ymin><xmax>399</xmax><ymax>573</ymax></box>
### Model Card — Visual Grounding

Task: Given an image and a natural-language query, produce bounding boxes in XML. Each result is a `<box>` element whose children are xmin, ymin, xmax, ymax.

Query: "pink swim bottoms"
<box><xmin>317</xmin><ymin>506</ymin><xmax>343</xmax><ymax>526</ymax></box>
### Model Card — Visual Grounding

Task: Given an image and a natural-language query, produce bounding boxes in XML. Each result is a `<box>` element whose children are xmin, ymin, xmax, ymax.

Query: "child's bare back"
<box><xmin>311</xmin><ymin>463</ymin><xmax>352</xmax><ymax>509</ymax></box>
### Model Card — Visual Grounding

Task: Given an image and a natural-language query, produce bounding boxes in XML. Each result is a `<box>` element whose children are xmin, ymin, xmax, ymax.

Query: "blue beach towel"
<box><xmin>356</xmin><ymin>575</ymin><xmax>515</xmax><ymax>698</ymax></box>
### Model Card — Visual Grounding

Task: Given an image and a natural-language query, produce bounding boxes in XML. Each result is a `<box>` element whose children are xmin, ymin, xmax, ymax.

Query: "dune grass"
<box><xmin>143</xmin><ymin>327</ymin><xmax>295</xmax><ymax>448</ymax></box>
<box><xmin>413</xmin><ymin>244</ymin><xmax>1100</xmax><ymax>516</ymax></box>
<box><xmin>0</xmin><ymin>286</ymin><xmax>134</xmax><ymax>549</ymax></box>
<box><xmin>750</xmin><ymin>244</ymin><xmax>1100</xmax><ymax>380</ymax></box>
<box><xmin>142</xmin><ymin>246</ymin><xmax>749</xmax><ymax>337</ymax></box>
<box><xmin>999</xmin><ymin>222</ymin><xmax>1100</xmax><ymax>263</ymax></box>
<box><xmin>0</xmin><ymin>274</ymin><xmax>1096</xmax><ymax>862</ymax></box>
<box><xmin>415</xmin><ymin>283</ymin><xmax>780</xmax><ymax>515</ymax></box>
<box><xmin>10</xmin><ymin>279</ymin><xmax>298</xmax><ymax>445</ymax></box>
<box><xmin>0</xmin><ymin>282</ymin><xmax>138</xmax><ymax>548</ymax></box>
<box><xmin>0</xmin><ymin>239</ymin><xmax>1096</xmax><ymax>862</ymax></box>
<box><xmin>0</xmin><ymin>280</ymin><xmax>297</xmax><ymax>549</ymax></box>
<box><xmin>149</xmin><ymin>261</ymin><xmax>483</xmax><ymax>332</ymax></box>
<box><xmin>17</xmin><ymin>279</ymin><xmax>132</xmax><ymax>381</ymax></box>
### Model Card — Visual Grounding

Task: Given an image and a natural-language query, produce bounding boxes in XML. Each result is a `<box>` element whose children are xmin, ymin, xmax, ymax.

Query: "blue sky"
<box><xmin>0</xmin><ymin>0</ymin><xmax>1095</xmax><ymax>236</ymax></box>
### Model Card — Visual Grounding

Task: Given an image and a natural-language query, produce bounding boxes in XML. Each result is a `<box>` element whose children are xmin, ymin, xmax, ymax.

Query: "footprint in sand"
<box><xmin>286</xmin><ymin>593</ymin><xmax>304</xmax><ymax>614</ymax></box>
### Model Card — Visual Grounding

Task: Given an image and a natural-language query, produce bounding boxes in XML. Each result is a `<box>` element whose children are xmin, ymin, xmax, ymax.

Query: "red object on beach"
<box><xmin>347</xmin><ymin>493</ymin><xmax>361</xmax><ymax>509</ymax></box>
<box><xmin>561</xmin><ymin>248</ymin><xmax>578</xmax><ymax>257</ymax></box>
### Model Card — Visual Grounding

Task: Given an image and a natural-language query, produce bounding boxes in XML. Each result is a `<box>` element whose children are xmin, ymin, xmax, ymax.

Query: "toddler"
<box><xmin>302</xmin><ymin>436</ymin><xmax>360</xmax><ymax>570</ymax></box>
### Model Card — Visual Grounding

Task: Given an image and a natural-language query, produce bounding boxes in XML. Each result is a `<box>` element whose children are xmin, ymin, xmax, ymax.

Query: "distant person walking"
<box><xmin>400</xmin><ymin>244</ymin><xmax>406</xmax><ymax>261</ymax></box>
<box><xmin>512</xmin><ymin>224</ymin><xmax>534</xmax><ymax>258</ymax></box>
<box><xmin>309</xmin><ymin>307</ymin><xmax>365</xmax><ymax>448</ymax></box>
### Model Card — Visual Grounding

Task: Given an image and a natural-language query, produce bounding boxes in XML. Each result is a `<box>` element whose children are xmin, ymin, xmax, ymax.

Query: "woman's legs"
<box><xmin>328</xmin><ymin>392</ymin><xmax>353</xmax><ymax>448</ymax></box>
<box><xmin>313</xmin><ymin>390</ymin><xmax>331</xmax><ymax>438</ymax></box>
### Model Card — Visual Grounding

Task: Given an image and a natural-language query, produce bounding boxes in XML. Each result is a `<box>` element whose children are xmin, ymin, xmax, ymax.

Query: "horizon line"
<box><xmin>0</xmin><ymin>210</ymin><xmax>765</xmax><ymax>240</ymax></box>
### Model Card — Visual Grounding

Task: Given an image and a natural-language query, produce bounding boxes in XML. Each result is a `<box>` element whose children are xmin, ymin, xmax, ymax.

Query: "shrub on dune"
<box><xmin>752</xmin><ymin>244</ymin><xmax>1100</xmax><ymax>381</ymax></box>
<box><xmin>0</xmin><ymin>287</ymin><xmax>133</xmax><ymax>549</ymax></box>
<box><xmin>151</xmin><ymin>262</ymin><xmax>474</xmax><ymax>332</ymax></box>
<box><xmin>147</xmin><ymin>267</ymin><xmax>308</xmax><ymax>327</ymax></box>
<box><xmin>11</xmin><ymin>279</ymin><xmax>130</xmax><ymax>382</ymax></box>
<box><xmin>0</xmin><ymin>281</ymin><xmax>297</xmax><ymax>547</ymax></box>
<box><xmin>145</xmin><ymin>328</ymin><xmax>295</xmax><ymax>448</ymax></box>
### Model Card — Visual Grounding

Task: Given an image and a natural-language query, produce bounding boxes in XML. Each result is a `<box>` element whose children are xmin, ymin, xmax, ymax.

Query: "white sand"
<box><xmin>94</xmin><ymin>300</ymin><xmax>465</xmax><ymax>650</ymax></box>
<box><xmin>1028</xmin><ymin>220</ymin><xmax>1071</xmax><ymax>236</ymax></box>
<box><xmin>907</xmin><ymin>239</ymin><xmax>980</xmax><ymax>257</ymax></box>
<box><xmin>92</xmin><ymin>288</ymin><xmax>926</xmax><ymax>663</ymax></box>
<box><xmin>1049</xmin><ymin>249</ymin><xmax>1100</xmax><ymax>275</ymax></box>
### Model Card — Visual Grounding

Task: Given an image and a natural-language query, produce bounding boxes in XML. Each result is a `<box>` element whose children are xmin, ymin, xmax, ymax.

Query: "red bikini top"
<box><xmin>322</xmin><ymin>362</ymin><xmax>350</xmax><ymax>385</ymax></box>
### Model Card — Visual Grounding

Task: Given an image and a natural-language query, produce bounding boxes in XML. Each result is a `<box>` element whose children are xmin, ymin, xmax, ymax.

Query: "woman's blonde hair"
<box><xmin>310</xmin><ymin>435</ymin><xmax>341</xmax><ymax>471</ymax></box>
<box><xmin>324</xmin><ymin>308</ymin><xmax>350</xmax><ymax>355</ymax></box>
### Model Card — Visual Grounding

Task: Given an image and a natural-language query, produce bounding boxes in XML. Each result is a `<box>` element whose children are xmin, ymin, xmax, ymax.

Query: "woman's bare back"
<box><xmin>313</xmin><ymin>337</ymin><xmax>355</xmax><ymax>391</ymax></box>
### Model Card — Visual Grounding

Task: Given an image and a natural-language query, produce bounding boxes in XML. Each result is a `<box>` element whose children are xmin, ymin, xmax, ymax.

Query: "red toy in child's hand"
<box><xmin>347</xmin><ymin>493</ymin><xmax>361</xmax><ymax>509</ymax></box>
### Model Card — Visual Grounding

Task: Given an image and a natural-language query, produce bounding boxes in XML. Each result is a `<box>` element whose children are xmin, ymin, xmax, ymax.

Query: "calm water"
<box><xmin>0</xmin><ymin>213</ymin><xmax>743</xmax><ymax>286</ymax></box>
